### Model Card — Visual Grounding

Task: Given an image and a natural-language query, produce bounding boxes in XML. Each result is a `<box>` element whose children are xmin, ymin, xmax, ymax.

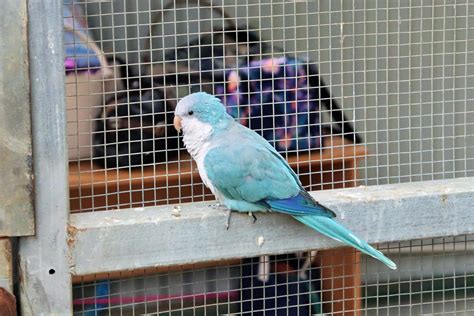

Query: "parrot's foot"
<box><xmin>225</xmin><ymin>209</ymin><xmax>232</xmax><ymax>230</ymax></box>
<box><xmin>248</xmin><ymin>212</ymin><xmax>258</xmax><ymax>223</ymax></box>
<box><xmin>209</xmin><ymin>202</ymin><xmax>226</xmax><ymax>210</ymax></box>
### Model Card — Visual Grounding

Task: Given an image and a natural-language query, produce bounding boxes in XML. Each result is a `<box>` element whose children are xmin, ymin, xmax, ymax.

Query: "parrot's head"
<box><xmin>174</xmin><ymin>92</ymin><xmax>232</xmax><ymax>136</ymax></box>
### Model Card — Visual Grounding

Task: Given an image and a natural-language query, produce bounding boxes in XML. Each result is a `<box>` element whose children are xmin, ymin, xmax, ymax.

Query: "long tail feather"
<box><xmin>294</xmin><ymin>215</ymin><xmax>397</xmax><ymax>270</ymax></box>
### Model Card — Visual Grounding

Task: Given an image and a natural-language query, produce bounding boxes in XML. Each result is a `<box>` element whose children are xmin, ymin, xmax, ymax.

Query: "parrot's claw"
<box><xmin>209</xmin><ymin>202</ymin><xmax>227</xmax><ymax>211</ymax></box>
<box><xmin>248</xmin><ymin>212</ymin><xmax>258</xmax><ymax>223</ymax></box>
<box><xmin>224</xmin><ymin>209</ymin><xmax>232</xmax><ymax>230</ymax></box>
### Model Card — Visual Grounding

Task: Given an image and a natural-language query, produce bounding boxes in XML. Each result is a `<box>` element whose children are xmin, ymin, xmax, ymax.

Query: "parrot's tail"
<box><xmin>294</xmin><ymin>215</ymin><xmax>397</xmax><ymax>270</ymax></box>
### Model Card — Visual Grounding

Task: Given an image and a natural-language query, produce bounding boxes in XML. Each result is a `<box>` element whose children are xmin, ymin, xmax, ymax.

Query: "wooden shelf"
<box><xmin>69</xmin><ymin>137</ymin><xmax>366</xmax><ymax>212</ymax></box>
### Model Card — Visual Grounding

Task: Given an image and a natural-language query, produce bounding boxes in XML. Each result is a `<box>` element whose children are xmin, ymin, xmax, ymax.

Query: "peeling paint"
<box><xmin>47</xmin><ymin>29</ymin><xmax>55</xmax><ymax>51</ymax></box>
<box><xmin>441</xmin><ymin>194</ymin><xmax>448</xmax><ymax>203</ymax></box>
<box><xmin>0</xmin><ymin>240</ymin><xmax>12</xmax><ymax>293</ymax></box>
<box><xmin>67</xmin><ymin>226</ymin><xmax>78</xmax><ymax>248</ymax></box>
<box><xmin>2</xmin><ymin>242</ymin><xmax>12</xmax><ymax>282</ymax></box>
<box><xmin>172</xmin><ymin>206</ymin><xmax>181</xmax><ymax>218</ymax></box>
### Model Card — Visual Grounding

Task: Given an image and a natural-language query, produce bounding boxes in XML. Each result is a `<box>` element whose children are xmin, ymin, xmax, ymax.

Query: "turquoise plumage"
<box><xmin>174</xmin><ymin>92</ymin><xmax>397</xmax><ymax>270</ymax></box>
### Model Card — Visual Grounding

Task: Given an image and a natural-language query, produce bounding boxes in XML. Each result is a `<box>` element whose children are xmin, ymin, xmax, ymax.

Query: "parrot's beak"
<box><xmin>173</xmin><ymin>115</ymin><xmax>182</xmax><ymax>133</ymax></box>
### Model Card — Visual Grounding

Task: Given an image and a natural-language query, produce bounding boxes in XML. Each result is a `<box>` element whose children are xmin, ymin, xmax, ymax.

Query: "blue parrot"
<box><xmin>174</xmin><ymin>92</ymin><xmax>397</xmax><ymax>270</ymax></box>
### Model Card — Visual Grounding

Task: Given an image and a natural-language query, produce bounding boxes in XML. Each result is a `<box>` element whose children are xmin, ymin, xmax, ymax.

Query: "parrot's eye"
<box><xmin>188</xmin><ymin>110</ymin><xmax>194</xmax><ymax>116</ymax></box>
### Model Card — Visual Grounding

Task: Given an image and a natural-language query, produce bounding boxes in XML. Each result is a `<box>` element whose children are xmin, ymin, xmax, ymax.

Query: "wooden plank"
<box><xmin>18</xmin><ymin>0</ymin><xmax>73</xmax><ymax>313</ymax></box>
<box><xmin>69</xmin><ymin>178</ymin><xmax>474</xmax><ymax>275</ymax></box>
<box><xmin>69</xmin><ymin>137</ymin><xmax>367</xmax><ymax>211</ymax></box>
<box><xmin>0</xmin><ymin>0</ymin><xmax>34</xmax><ymax>237</ymax></box>
<box><xmin>317</xmin><ymin>160</ymin><xmax>361</xmax><ymax>315</ymax></box>
<box><xmin>318</xmin><ymin>248</ymin><xmax>361</xmax><ymax>316</ymax></box>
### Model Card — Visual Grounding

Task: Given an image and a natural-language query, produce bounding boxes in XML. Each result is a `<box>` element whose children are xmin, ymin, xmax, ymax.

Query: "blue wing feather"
<box><xmin>265</xmin><ymin>191</ymin><xmax>336</xmax><ymax>217</ymax></box>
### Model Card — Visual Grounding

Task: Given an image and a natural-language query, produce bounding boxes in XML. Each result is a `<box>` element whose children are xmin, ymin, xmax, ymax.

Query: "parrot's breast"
<box><xmin>194</xmin><ymin>142</ymin><xmax>215</xmax><ymax>192</ymax></box>
<box><xmin>182</xmin><ymin>117</ymin><xmax>213</xmax><ymax>158</ymax></box>
<box><xmin>181</xmin><ymin>118</ymin><xmax>216</xmax><ymax>193</ymax></box>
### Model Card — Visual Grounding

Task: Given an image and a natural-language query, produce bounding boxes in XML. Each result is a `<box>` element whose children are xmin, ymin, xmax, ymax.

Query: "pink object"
<box><xmin>64</xmin><ymin>58</ymin><xmax>76</xmax><ymax>70</ymax></box>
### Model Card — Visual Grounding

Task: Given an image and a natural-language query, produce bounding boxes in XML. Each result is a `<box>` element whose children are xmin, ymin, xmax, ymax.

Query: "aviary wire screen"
<box><xmin>64</xmin><ymin>0</ymin><xmax>473</xmax><ymax>213</ymax></box>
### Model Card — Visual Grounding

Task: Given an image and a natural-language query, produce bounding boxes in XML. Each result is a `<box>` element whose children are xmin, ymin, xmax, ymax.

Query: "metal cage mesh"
<box><xmin>72</xmin><ymin>235</ymin><xmax>474</xmax><ymax>315</ymax></box>
<box><xmin>65</xmin><ymin>0</ymin><xmax>474</xmax><ymax>213</ymax></box>
<box><xmin>64</xmin><ymin>1</ymin><xmax>474</xmax><ymax>313</ymax></box>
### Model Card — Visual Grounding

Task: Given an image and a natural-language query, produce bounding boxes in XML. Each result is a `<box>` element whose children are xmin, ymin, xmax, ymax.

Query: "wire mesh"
<box><xmin>72</xmin><ymin>234</ymin><xmax>474</xmax><ymax>315</ymax></box>
<box><xmin>62</xmin><ymin>2</ymin><xmax>474</xmax><ymax>314</ymax></box>
<box><xmin>64</xmin><ymin>0</ymin><xmax>474</xmax><ymax>213</ymax></box>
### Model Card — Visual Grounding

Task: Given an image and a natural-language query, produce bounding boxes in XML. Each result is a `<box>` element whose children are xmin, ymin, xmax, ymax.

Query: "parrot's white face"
<box><xmin>174</xmin><ymin>92</ymin><xmax>232</xmax><ymax>192</ymax></box>
<box><xmin>180</xmin><ymin>115</ymin><xmax>213</xmax><ymax>156</ymax></box>
<box><xmin>174</xmin><ymin>94</ymin><xmax>212</xmax><ymax>158</ymax></box>
<box><xmin>173</xmin><ymin>109</ymin><xmax>212</xmax><ymax>142</ymax></box>
<box><xmin>174</xmin><ymin>92</ymin><xmax>230</xmax><ymax>159</ymax></box>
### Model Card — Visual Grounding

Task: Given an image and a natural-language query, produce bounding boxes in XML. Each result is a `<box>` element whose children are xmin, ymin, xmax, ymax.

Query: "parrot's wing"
<box><xmin>204</xmin><ymin>129</ymin><xmax>335</xmax><ymax>217</ymax></box>
<box><xmin>204</xmin><ymin>143</ymin><xmax>300</xmax><ymax>203</ymax></box>
<box><xmin>232</xmin><ymin>123</ymin><xmax>303</xmax><ymax>187</ymax></box>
